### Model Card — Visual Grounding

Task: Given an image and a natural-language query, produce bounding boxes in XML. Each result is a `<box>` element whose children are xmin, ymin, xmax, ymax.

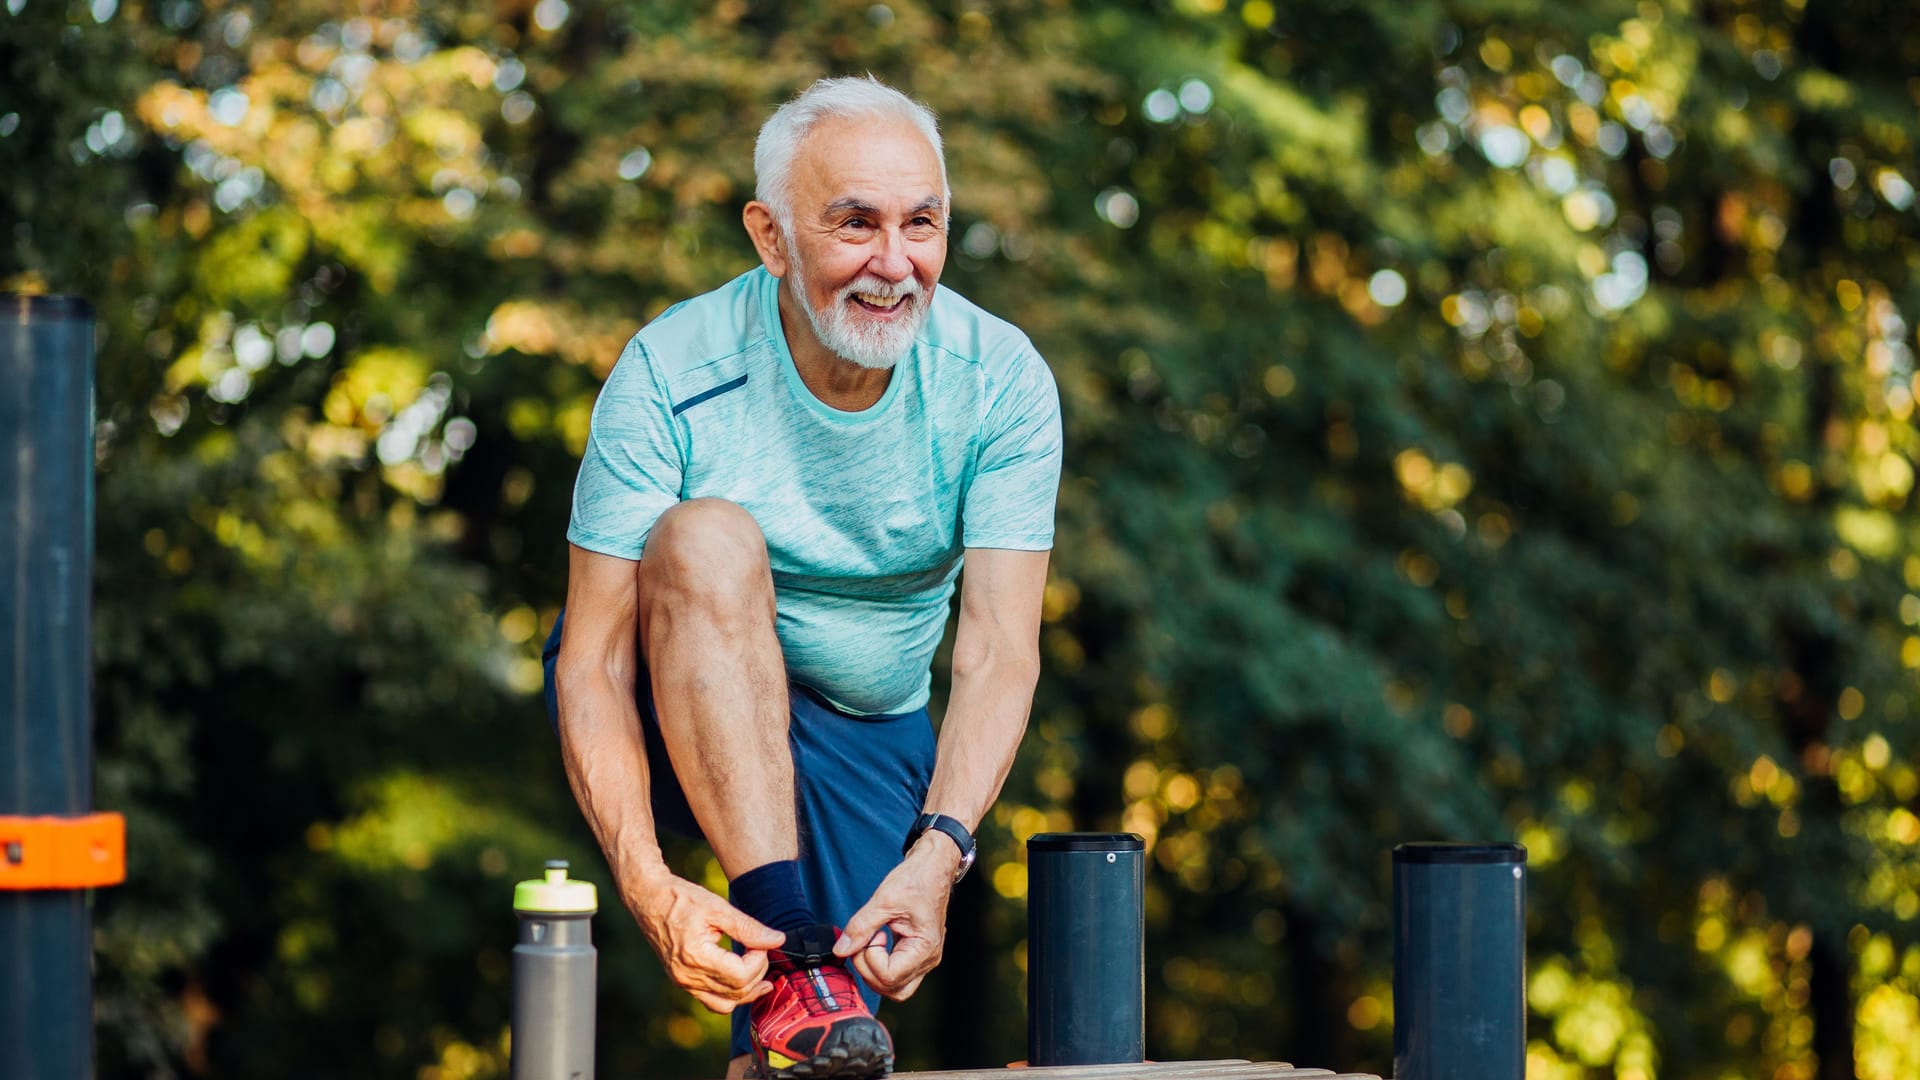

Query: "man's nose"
<box><xmin>867</xmin><ymin>228</ymin><xmax>913</xmax><ymax>280</ymax></box>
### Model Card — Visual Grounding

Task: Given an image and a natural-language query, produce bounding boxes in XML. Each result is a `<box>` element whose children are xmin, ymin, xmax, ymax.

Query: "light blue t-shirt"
<box><xmin>568</xmin><ymin>266</ymin><xmax>1063</xmax><ymax>716</ymax></box>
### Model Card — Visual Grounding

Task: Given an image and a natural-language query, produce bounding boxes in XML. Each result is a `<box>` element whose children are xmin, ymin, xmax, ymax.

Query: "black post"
<box><xmin>1</xmin><ymin>295</ymin><xmax>102</xmax><ymax>1080</ymax></box>
<box><xmin>1392</xmin><ymin>842</ymin><xmax>1527</xmax><ymax>1080</ymax></box>
<box><xmin>1026</xmin><ymin>832</ymin><xmax>1144</xmax><ymax>1066</ymax></box>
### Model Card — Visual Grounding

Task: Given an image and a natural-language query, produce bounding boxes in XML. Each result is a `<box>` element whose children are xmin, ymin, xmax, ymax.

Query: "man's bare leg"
<box><xmin>641</xmin><ymin>499</ymin><xmax>890</xmax><ymax>1078</ymax></box>
<box><xmin>637</xmin><ymin>498</ymin><xmax>797</xmax><ymax>876</ymax></box>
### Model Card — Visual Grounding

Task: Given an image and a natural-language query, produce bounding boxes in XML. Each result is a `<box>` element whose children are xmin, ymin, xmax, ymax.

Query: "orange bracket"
<box><xmin>0</xmin><ymin>813</ymin><xmax>126</xmax><ymax>890</ymax></box>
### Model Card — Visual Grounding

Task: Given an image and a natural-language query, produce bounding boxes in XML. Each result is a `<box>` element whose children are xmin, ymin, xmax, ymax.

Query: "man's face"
<box><xmin>780</xmin><ymin>114</ymin><xmax>948</xmax><ymax>370</ymax></box>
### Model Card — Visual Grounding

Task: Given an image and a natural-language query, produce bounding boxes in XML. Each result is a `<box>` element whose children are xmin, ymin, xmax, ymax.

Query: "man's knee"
<box><xmin>640</xmin><ymin>499</ymin><xmax>774</xmax><ymax>613</ymax></box>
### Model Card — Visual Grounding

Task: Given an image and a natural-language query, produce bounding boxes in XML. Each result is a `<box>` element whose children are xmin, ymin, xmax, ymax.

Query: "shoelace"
<box><xmin>768</xmin><ymin>941</ymin><xmax>860</xmax><ymax>1006</ymax></box>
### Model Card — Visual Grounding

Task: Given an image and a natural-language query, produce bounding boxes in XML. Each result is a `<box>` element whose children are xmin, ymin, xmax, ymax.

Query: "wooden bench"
<box><xmin>721</xmin><ymin>1061</ymin><xmax>1382</xmax><ymax>1079</ymax></box>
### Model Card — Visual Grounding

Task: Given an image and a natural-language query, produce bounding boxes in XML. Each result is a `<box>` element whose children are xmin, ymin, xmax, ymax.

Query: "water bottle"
<box><xmin>511</xmin><ymin>859</ymin><xmax>597</xmax><ymax>1080</ymax></box>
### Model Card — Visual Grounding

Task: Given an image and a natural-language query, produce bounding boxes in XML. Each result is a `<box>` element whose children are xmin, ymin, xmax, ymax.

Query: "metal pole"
<box><xmin>1392</xmin><ymin>841</ymin><xmax>1527</xmax><ymax>1080</ymax></box>
<box><xmin>1</xmin><ymin>295</ymin><xmax>105</xmax><ymax>1080</ymax></box>
<box><xmin>1026</xmin><ymin>832</ymin><xmax>1145</xmax><ymax>1066</ymax></box>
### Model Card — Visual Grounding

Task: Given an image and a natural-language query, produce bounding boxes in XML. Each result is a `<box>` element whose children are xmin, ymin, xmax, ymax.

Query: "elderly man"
<box><xmin>542</xmin><ymin>77</ymin><xmax>1062</xmax><ymax>1079</ymax></box>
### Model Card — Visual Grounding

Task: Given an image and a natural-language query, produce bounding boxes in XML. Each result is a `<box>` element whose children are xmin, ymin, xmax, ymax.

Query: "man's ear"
<box><xmin>743</xmin><ymin>201</ymin><xmax>789</xmax><ymax>278</ymax></box>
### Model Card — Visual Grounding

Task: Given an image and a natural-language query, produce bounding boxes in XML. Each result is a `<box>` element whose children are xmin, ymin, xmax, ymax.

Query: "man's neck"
<box><xmin>776</xmin><ymin>282</ymin><xmax>893</xmax><ymax>412</ymax></box>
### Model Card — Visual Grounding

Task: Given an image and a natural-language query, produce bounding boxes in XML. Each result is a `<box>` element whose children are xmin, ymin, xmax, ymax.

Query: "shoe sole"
<box><xmin>754</xmin><ymin>1018</ymin><xmax>894</xmax><ymax>1080</ymax></box>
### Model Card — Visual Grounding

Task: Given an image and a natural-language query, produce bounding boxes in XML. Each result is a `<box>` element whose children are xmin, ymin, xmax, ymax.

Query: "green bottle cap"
<box><xmin>514</xmin><ymin>859</ymin><xmax>597</xmax><ymax>914</ymax></box>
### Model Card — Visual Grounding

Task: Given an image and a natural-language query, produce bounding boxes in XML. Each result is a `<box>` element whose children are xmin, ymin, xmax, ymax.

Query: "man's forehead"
<box><xmin>793</xmin><ymin>115</ymin><xmax>944</xmax><ymax>206</ymax></box>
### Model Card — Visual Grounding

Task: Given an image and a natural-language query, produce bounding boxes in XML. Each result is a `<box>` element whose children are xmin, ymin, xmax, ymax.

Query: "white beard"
<box><xmin>787</xmin><ymin>241</ymin><xmax>930</xmax><ymax>371</ymax></box>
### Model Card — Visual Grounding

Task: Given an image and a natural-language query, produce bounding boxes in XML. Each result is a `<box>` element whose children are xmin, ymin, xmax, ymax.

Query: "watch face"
<box><xmin>954</xmin><ymin>846</ymin><xmax>977</xmax><ymax>883</ymax></box>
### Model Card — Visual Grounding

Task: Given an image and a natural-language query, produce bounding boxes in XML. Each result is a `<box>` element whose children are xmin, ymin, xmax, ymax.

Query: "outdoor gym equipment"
<box><xmin>2</xmin><ymin>295</ymin><xmax>127</xmax><ymax>1080</ymax></box>
<box><xmin>1026</xmin><ymin>832</ymin><xmax>1147</xmax><ymax>1066</ymax></box>
<box><xmin>1393</xmin><ymin>841</ymin><xmax>1528</xmax><ymax>1080</ymax></box>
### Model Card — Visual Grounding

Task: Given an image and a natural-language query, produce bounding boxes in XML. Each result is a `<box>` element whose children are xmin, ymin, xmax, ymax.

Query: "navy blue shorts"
<box><xmin>542</xmin><ymin>612</ymin><xmax>935</xmax><ymax>1055</ymax></box>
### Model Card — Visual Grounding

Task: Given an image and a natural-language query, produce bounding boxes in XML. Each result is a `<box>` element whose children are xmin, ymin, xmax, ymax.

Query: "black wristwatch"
<box><xmin>903</xmin><ymin>812</ymin><xmax>976</xmax><ymax>884</ymax></box>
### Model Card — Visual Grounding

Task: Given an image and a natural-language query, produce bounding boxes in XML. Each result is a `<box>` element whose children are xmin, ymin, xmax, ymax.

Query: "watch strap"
<box><xmin>904</xmin><ymin>812</ymin><xmax>976</xmax><ymax>882</ymax></box>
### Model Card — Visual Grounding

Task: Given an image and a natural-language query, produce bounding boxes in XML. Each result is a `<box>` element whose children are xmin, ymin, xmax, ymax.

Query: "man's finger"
<box><xmin>742</xmin><ymin>950</ymin><xmax>771</xmax><ymax>980</ymax></box>
<box><xmin>683</xmin><ymin>956</ymin><xmax>772</xmax><ymax>1006</ymax></box>
<box><xmin>865</xmin><ymin>963</ymin><xmax>916</xmax><ymax>1000</ymax></box>
<box><xmin>695</xmin><ymin>943</ymin><xmax>770</xmax><ymax>990</ymax></box>
<box><xmin>734</xmin><ymin>951</ymin><xmax>771</xmax><ymax>989</ymax></box>
<box><xmin>867</xmin><ymin>951</ymin><xmax>928</xmax><ymax>1002</ymax></box>
<box><xmin>848</xmin><ymin>944</ymin><xmax>883</xmax><ymax>989</ymax></box>
<box><xmin>850</xmin><ymin>932</ymin><xmax>905</xmax><ymax>985</ymax></box>
<box><xmin>859</xmin><ymin>932</ymin><xmax>936</xmax><ymax>997</ymax></box>
<box><xmin>881</xmin><ymin>931</ymin><xmax>933</xmax><ymax>970</ymax></box>
<box><xmin>715</xmin><ymin>906</ymin><xmax>786</xmax><ymax>950</ymax></box>
<box><xmin>888</xmin><ymin>973</ymin><xmax>927</xmax><ymax>1002</ymax></box>
<box><xmin>834</xmin><ymin>906</ymin><xmax>891</xmax><ymax>958</ymax></box>
<box><xmin>692</xmin><ymin>989</ymin><xmax>740</xmax><ymax>1015</ymax></box>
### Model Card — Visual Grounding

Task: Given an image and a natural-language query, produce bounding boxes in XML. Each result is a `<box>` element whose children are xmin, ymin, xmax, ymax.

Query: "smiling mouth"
<box><xmin>851</xmin><ymin>292</ymin><xmax>909</xmax><ymax>312</ymax></box>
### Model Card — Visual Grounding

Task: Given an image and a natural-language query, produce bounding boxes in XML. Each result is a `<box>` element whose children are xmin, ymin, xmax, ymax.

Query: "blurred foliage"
<box><xmin>5</xmin><ymin>0</ymin><xmax>1920</xmax><ymax>1077</ymax></box>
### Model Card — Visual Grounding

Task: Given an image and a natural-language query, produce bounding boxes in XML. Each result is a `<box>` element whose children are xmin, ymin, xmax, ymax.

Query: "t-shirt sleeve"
<box><xmin>566</xmin><ymin>334</ymin><xmax>685</xmax><ymax>559</ymax></box>
<box><xmin>961</xmin><ymin>348</ymin><xmax>1063</xmax><ymax>550</ymax></box>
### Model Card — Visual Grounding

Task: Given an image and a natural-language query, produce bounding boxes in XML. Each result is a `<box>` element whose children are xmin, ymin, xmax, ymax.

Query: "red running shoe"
<box><xmin>746</xmin><ymin>925</ymin><xmax>894</xmax><ymax>1080</ymax></box>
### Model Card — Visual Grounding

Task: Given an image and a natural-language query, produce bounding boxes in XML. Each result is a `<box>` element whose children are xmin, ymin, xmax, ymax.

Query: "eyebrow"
<box><xmin>821</xmin><ymin>196</ymin><xmax>948</xmax><ymax>220</ymax></box>
<box><xmin>822</xmin><ymin>198</ymin><xmax>880</xmax><ymax>220</ymax></box>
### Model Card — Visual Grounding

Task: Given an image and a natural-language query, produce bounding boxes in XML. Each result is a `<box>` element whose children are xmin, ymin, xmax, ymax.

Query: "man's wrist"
<box><xmin>616</xmin><ymin>852</ymin><xmax>674</xmax><ymax>903</ymax></box>
<box><xmin>907</xmin><ymin>830</ymin><xmax>963</xmax><ymax>872</ymax></box>
<box><xmin>620</xmin><ymin>864</ymin><xmax>685</xmax><ymax>936</ymax></box>
<box><xmin>905</xmin><ymin>834</ymin><xmax>967</xmax><ymax>895</ymax></box>
<box><xmin>903</xmin><ymin>812</ymin><xmax>976</xmax><ymax>883</ymax></box>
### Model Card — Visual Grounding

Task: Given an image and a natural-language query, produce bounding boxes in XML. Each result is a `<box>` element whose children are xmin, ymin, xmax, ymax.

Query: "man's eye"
<box><xmin>844</xmin><ymin>218</ymin><xmax>871</xmax><ymax>230</ymax></box>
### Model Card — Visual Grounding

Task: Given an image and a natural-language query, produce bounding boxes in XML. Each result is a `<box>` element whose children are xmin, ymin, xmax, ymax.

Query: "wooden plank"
<box><xmin>905</xmin><ymin>1061</ymin><xmax>1261</xmax><ymax>1080</ymax></box>
<box><xmin>889</xmin><ymin>1064</ymin><xmax>1379</xmax><ymax>1080</ymax></box>
<box><xmin>1090</xmin><ymin>1060</ymin><xmax>1328</xmax><ymax>1068</ymax></box>
<box><xmin>701</xmin><ymin>1061</ymin><xmax>1383</xmax><ymax>1080</ymax></box>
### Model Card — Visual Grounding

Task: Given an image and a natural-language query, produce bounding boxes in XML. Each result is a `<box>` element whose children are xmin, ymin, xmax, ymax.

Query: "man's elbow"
<box><xmin>553</xmin><ymin>641</ymin><xmax>634</xmax><ymax>713</ymax></box>
<box><xmin>951</xmin><ymin>639</ymin><xmax>1041</xmax><ymax>690</ymax></box>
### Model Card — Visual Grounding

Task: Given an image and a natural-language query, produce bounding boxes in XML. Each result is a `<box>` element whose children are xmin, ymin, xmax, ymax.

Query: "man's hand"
<box><xmin>628</xmin><ymin>870</ymin><xmax>786</xmax><ymax>1014</ymax></box>
<box><xmin>832</xmin><ymin>839</ymin><xmax>957</xmax><ymax>1001</ymax></box>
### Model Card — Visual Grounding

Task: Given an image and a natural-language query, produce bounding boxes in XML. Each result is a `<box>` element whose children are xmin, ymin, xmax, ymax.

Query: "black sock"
<box><xmin>729</xmin><ymin>859</ymin><xmax>815</xmax><ymax>937</ymax></box>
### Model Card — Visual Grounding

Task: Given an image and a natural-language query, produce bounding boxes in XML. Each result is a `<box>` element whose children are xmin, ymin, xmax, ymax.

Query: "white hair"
<box><xmin>753</xmin><ymin>76</ymin><xmax>949</xmax><ymax>228</ymax></box>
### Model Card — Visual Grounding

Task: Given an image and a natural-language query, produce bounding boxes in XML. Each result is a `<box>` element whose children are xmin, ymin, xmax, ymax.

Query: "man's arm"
<box><xmin>922</xmin><ymin>546</ymin><xmax>1050</xmax><ymax>834</ymax></box>
<box><xmin>555</xmin><ymin>543</ymin><xmax>782</xmax><ymax>1013</ymax></box>
<box><xmin>833</xmin><ymin>547</ymin><xmax>1049</xmax><ymax>999</ymax></box>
